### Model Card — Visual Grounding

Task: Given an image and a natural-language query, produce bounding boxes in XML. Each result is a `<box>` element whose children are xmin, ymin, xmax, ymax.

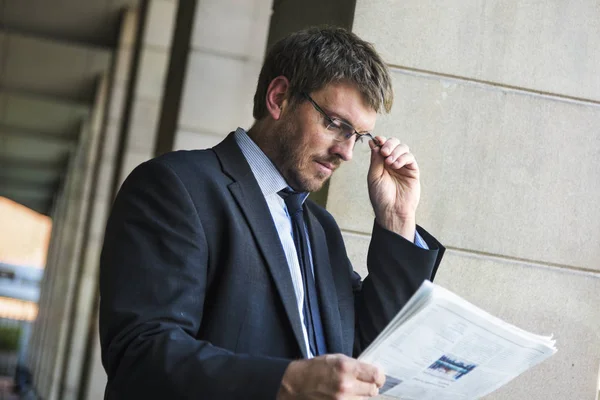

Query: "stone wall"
<box><xmin>326</xmin><ymin>1</ymin><xmax>600</xmax><ymax>398</ymax></box>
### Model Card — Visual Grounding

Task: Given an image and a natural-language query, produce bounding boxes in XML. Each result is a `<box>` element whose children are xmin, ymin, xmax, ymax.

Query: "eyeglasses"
<box><xmin>303</xmin><ymin>92</ymin><xmax>380</xmax><ymax>146</ymax></box>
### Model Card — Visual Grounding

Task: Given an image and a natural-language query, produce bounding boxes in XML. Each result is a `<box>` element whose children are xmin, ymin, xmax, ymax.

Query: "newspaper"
<box><xmin>359</xmin><ymin>280</ymin><xmax>557</xmax><ymax>399</ymax></box>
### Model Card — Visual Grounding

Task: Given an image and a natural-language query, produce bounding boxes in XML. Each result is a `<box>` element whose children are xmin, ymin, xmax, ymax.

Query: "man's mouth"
<box><xmin>315</xmin><ymin>159</ymin><xmax>340</xmax><ymax>174</ymax></box>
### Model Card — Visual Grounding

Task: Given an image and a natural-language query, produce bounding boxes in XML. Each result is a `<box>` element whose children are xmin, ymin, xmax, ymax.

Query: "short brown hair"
<box><xmin>253</xmin><ymin>26</ymin><xmax>393</xmax><ymax>120</ymax></box>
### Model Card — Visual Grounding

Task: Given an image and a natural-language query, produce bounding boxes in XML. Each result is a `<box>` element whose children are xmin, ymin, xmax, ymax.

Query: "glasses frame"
<box><xmin>302</xmin><ymin>92</ymin><xmax>380</xmax><ymax>147</ymax></box>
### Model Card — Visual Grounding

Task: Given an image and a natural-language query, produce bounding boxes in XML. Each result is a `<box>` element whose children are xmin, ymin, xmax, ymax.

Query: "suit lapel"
<box><xmin>214</xmin><ymin>134</ymin><xmax>308</xmax><ymax>358</ymax></box>
<box><xmin>305</xmin><ymin>207</ymin><xmax>344</xmax><ymax>355</ymax></box>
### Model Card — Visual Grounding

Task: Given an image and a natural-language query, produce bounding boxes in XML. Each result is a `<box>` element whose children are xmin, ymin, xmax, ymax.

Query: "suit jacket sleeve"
<box><xmin>353</xmin><ymin>221</ymin><xmax>445</xmax><ymax>356</ymax></box>
<box><xmin>99</xmin><ymin>159</ymin><xmax>290</xmax><ymax>399</ymax></box>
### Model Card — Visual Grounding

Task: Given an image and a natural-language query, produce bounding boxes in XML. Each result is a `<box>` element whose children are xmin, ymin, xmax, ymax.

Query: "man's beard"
<box><xmin>271</xmin><ymin>118</ymin><xmax>341</xmax><ymax>193</ymax></box>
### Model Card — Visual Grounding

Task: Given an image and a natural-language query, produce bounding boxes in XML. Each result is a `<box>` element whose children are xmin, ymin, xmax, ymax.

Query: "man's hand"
<box><xmin>367</xmin><ymin>136</ymin><xmax>420</xmax><ymax>241</ymax></box>
<box><xmin>277</xmin><ymin>354</ymin><xmax>385</xmax><ymax>399</ymax></box>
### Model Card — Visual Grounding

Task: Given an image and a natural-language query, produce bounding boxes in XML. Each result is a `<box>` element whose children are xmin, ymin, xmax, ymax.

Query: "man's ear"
<box><xmin>265</xmin><ymin>76</ymin><xmax>290</xmax><ymax>120</ymax></box>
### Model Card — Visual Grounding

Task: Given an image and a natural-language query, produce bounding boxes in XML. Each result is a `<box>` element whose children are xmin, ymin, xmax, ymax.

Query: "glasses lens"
<box><xmin>333</xmin><ymin>120</ymin><xmax>356</xmax><ymax>141</ymax></box>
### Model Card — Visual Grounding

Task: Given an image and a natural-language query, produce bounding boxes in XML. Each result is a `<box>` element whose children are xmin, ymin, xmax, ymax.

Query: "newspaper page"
<box><xmin>359</xmin><ymin>281</ymin><xmax>557</xmax><ymax>400</ymax></box>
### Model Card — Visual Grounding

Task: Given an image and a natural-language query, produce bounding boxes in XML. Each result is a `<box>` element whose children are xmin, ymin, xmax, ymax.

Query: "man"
<box><xmin>99</xmin><ymin>27</ymin><xmax>444</xmax><ymax>399</ymax></box>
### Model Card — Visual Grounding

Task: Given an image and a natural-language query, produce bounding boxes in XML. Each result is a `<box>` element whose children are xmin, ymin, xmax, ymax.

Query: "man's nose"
<box><xmin>331</xmin><ymin>138</ymin><xmax>354</xmax><ymax>162</ymax></box>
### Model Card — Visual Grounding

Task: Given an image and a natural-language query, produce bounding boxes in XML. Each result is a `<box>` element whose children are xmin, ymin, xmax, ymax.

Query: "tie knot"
<box><xmin>278</xmin><ymin>188</ymin><xmax>305</xmax><ymax>215</ymax></box>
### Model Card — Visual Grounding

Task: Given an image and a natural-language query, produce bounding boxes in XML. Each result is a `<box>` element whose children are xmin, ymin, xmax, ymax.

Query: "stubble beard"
<box><xmin>272</xmin><ymin>119</ymin><xmax>331</xmax><ymax>193</ymax></box>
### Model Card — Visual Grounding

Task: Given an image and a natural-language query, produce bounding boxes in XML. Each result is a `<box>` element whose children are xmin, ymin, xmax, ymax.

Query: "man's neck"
<box><xmin>246</xmin><ymin>122</ymin><xmax>267</xmax><ymax>149</ymax></box>
<box><xmin>246</xmin><ymin>122</ymin><xmax>279</xmax><ymax>168</ymax></box>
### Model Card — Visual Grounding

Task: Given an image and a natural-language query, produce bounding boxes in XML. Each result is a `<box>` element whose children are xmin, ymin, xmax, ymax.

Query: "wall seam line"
<box><xmin>445</xmin><ymin>246</ymin><xmax>600</xmax><ymax>277</ymax></box>
<box><xmin>387</xmin><ymin>64</ymin><xmax>600</xmax><ymax>109</ymax></box>
<box><xmin>340</xmin><ymin>229</ymin><xmax>599</xmax><ymax>277</ymax></box>
<box><xmin>189</xmin><ymin>45</ymin><xmax>263</xmax><ymax>63</ymax></box>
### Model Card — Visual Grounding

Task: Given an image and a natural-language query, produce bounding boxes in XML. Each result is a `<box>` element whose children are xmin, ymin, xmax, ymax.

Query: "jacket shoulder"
<box><xmin>151</xmin><ymin>149</ymin><xmax>220</xmax><ymax>175</ymax></box>
<box><xmin>125</xmin><ymin>149</ymin><xmax>224</xmax><ymax>185</ymax></box>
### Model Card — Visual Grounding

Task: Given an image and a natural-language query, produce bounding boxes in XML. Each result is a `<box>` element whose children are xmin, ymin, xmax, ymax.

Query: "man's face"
<box><xmin>271</xmin><ymin>82</ymin><xmax>378</xmax><ymax>192</ymax></box>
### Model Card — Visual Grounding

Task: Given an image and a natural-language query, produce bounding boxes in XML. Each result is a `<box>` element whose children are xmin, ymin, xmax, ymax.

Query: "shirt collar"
<box><xmin>234</xmin><ymin>128</ymin><xmax>308</xmax><ymax>203</ymax></box>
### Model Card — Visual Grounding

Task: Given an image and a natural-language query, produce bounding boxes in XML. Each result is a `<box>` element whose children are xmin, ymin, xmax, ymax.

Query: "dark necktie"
<box><xmin>279</xmin><ymin>189</ymin><xmax>327</xmax><ymax>356</ymax></box>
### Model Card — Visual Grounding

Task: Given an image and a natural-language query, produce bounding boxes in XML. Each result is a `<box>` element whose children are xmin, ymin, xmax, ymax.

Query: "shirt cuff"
<box><xmin>414</xmin><ymin>231</ymin><xmax>429</xmax><ymax>250</ymax></box>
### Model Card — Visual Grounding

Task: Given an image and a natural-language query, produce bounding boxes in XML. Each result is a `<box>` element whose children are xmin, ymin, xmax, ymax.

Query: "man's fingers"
<box><xmin>372</xmin><ymin>135</ymin><xmax>387</xmax><ymax>148</ymax></box>
<box><xmin>392</xmin><ymin>152</ymin><xmax>418</xmax><ymax>171</ymax></box>
<box><xmin>371</xmin><ymin>137</ymin><xmax>414</xmax><ymax>168</ymax></box>
<box><xmin>378</xmin><ymin>138</ymin><xmax>401</xmax><ymax>157</ymax></box>
<box><xmin>374</xmin><ymin>367</ymin><xmax>386</xmax><ymax>388</ymax></box>
<box><xmin>375</xmin><ymin>140</ymin><xmax>419</xmax><ymax>175</ymax></box>
<box><xmin>369</xmin><ymin>136</ymin><xmax>381</xmax><ymax>150</ymax></box>
<box><xmin>339</xmin><ymin>379</ymin><xmax>380</xmax><ymax>398</ymax></box>
<box><xmin>384</xmin><ymin>144</ymin><xmax>410</xmax><ymax>166</ymax></box>
<box><xmin>354</xmin><ymin>361</ymin><xmax>386</xmax><ymax>387</ymax></box>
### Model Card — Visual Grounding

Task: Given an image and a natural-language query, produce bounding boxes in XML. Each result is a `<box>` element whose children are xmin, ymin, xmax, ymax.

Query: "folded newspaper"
<box><xmin>359</xmin><ymin>280</ymin><xmax>557</xmax><ymax>399</ymax></box>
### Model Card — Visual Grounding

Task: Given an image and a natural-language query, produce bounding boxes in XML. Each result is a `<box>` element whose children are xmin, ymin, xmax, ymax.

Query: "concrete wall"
<box><xmin>325</xmin><ymin>1</ymin><xmax>600</xmax><ymax>398</ymax></box>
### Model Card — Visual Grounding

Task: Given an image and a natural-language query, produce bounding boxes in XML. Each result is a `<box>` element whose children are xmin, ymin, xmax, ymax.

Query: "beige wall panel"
<box><xmin>93</xmin><ymin>159</ymin><xmax>117</xmax><ymax>200</ymax></box>
<box><xmin>101</xmin><ymin>120</ymin><xmax>121</xmax><ymax>164</ymax></box>
<box><xmin>145</xmin><ymin>0</ymin><xmax>177</xmax><ymax>48</ymax></box>
<box><xmin>89</xmin><ymin>198</ymin><xmax>109</xmax><ymax>239</ymax></box>
<box><xmin>106</xmin><ymin>86</ymin><xmax>128</xmax><ymax>132</ymax></box>
<box><xmin>340</xmin><ymin>233</ymin><xmax>600</xmax><ymax>399</ymax></box>
<box><xmin>179</xmin><ymin>52</ymin><xmax>261</xmax><ymax>134</ymax></box>
<box><xmin>191</xmin><ymin>0</ymin><xmax>271</xmax><ymax>61</ymax></box>
<box><xmin>173</xmin><ymin>130</ymin><xmax>227</xmax><ymax>151</ymax></box>
<box><xmin>353</xmin><ymin>0</ymin><xmax>600</xmax><ymax>101</ymax></box>
<box><xmin>327</xmin><ymin>70</ymin><xmax>600</xmax><ymax>271</ymax></box>
<box><xmin>135</xmin><ymin>49</ymin><xmax>170</xmax><ymax>98</ymax></box>
<box><xmin>113</xmin><ymin>48</ymin><xmax>133</xmax><ymax>86</ymax></box>
<box><xmin>436</xmin><ymin>252</ymin><xmax>600</xmax><ymax>400</ymax></box>
<box><xmin>341</xmin><ymin>231</ymin><xmax>370</xmax><ymax>278</ymax></box>
<box><xmin>126</xmin><ymin>97</ymin><xmax>160</xmax><ymax>152</ymax></box>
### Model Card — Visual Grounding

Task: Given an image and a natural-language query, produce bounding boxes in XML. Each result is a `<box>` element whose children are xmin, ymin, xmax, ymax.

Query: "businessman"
<box><xmin>99</xmin><ymin>27</ymin><xmax>444</xmax><ymax>399</ymax></box>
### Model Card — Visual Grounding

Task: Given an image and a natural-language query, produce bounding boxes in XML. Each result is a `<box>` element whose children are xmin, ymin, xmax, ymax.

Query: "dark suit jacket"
<box><xmin>99</xmin><ymin>133</ymin><xmax>444</xmax><ymax>399</ymax></box>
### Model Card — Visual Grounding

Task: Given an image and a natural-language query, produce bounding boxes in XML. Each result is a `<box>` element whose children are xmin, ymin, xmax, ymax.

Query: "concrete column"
<box><xmin>169</xmin><ymin>0</ymin><xmax>273</xmax><ymax>151</ymax></box>
<box><xmin>26</xmin><ymin>199</ymin><xmax>57</xmax><ymax>369</ymax></box>
<box><xmin>116</xmin><ymin>0</ymin><xmax>177</xmax><ymax>185</ymax></box>
<box><xmin>42</xmin><ymin>122</ymin><xmax>90</xmax><ymax>399</ymax></box>
<box><xmin>323</xmin><ymin>1</ymin><xmax>600</xmax><ymax>399</ymax></box>
<box><xmin>45</xmin><ymin>8</ymin><xmax>141</xmax><ymax>400</ymax></box>
<box><xmin>56</xmin><ymin>75</ymin><xmax>111</xmax><ymax>400</ymax></box>
<box><xmin>31</xmin><ymin>168</ymin><xmax>67</xmax><ymax>390</ymax></box>
<box><xmin>82</xmin><ymin>2</ymin><xmax>178</xmax><ymax>399</ymax></box>
<box><xmin>34</xmin><ymin>145</ymin><xmax>81</xmax><ymax>396</ymax></box>
<box><xmin>43</xmin><ymin>75</ymin><xmax>109</xmax><ymax>400</ymax></box>
<box><xmin>83</xmin><ymin>318</ymin><xmax>105</xmax><ymax>400</ymax></box>
<box><xmin>28</xmin><ymin>184</ymin><xmax>67</xmax><ymax>385</ymax></box>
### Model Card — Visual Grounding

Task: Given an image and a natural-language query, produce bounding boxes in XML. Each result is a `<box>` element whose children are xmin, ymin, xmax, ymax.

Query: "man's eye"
<box><xmin>326</xmin><ymin>119</ymin><xmax>343</xmax><ymax>131</ymax></box>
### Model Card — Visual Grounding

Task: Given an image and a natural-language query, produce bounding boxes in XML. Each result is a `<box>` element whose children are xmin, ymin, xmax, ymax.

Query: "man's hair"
<box><xmin>253</xmin><ymin>26</ymin><xmax>393</xmax><ymax>120</ymax></box>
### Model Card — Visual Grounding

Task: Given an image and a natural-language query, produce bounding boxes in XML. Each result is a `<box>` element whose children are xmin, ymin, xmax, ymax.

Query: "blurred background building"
<box><xmin>0</xmin><ymin>0</ymin><xmax>598</xmax><ymax>399</ymax></box>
